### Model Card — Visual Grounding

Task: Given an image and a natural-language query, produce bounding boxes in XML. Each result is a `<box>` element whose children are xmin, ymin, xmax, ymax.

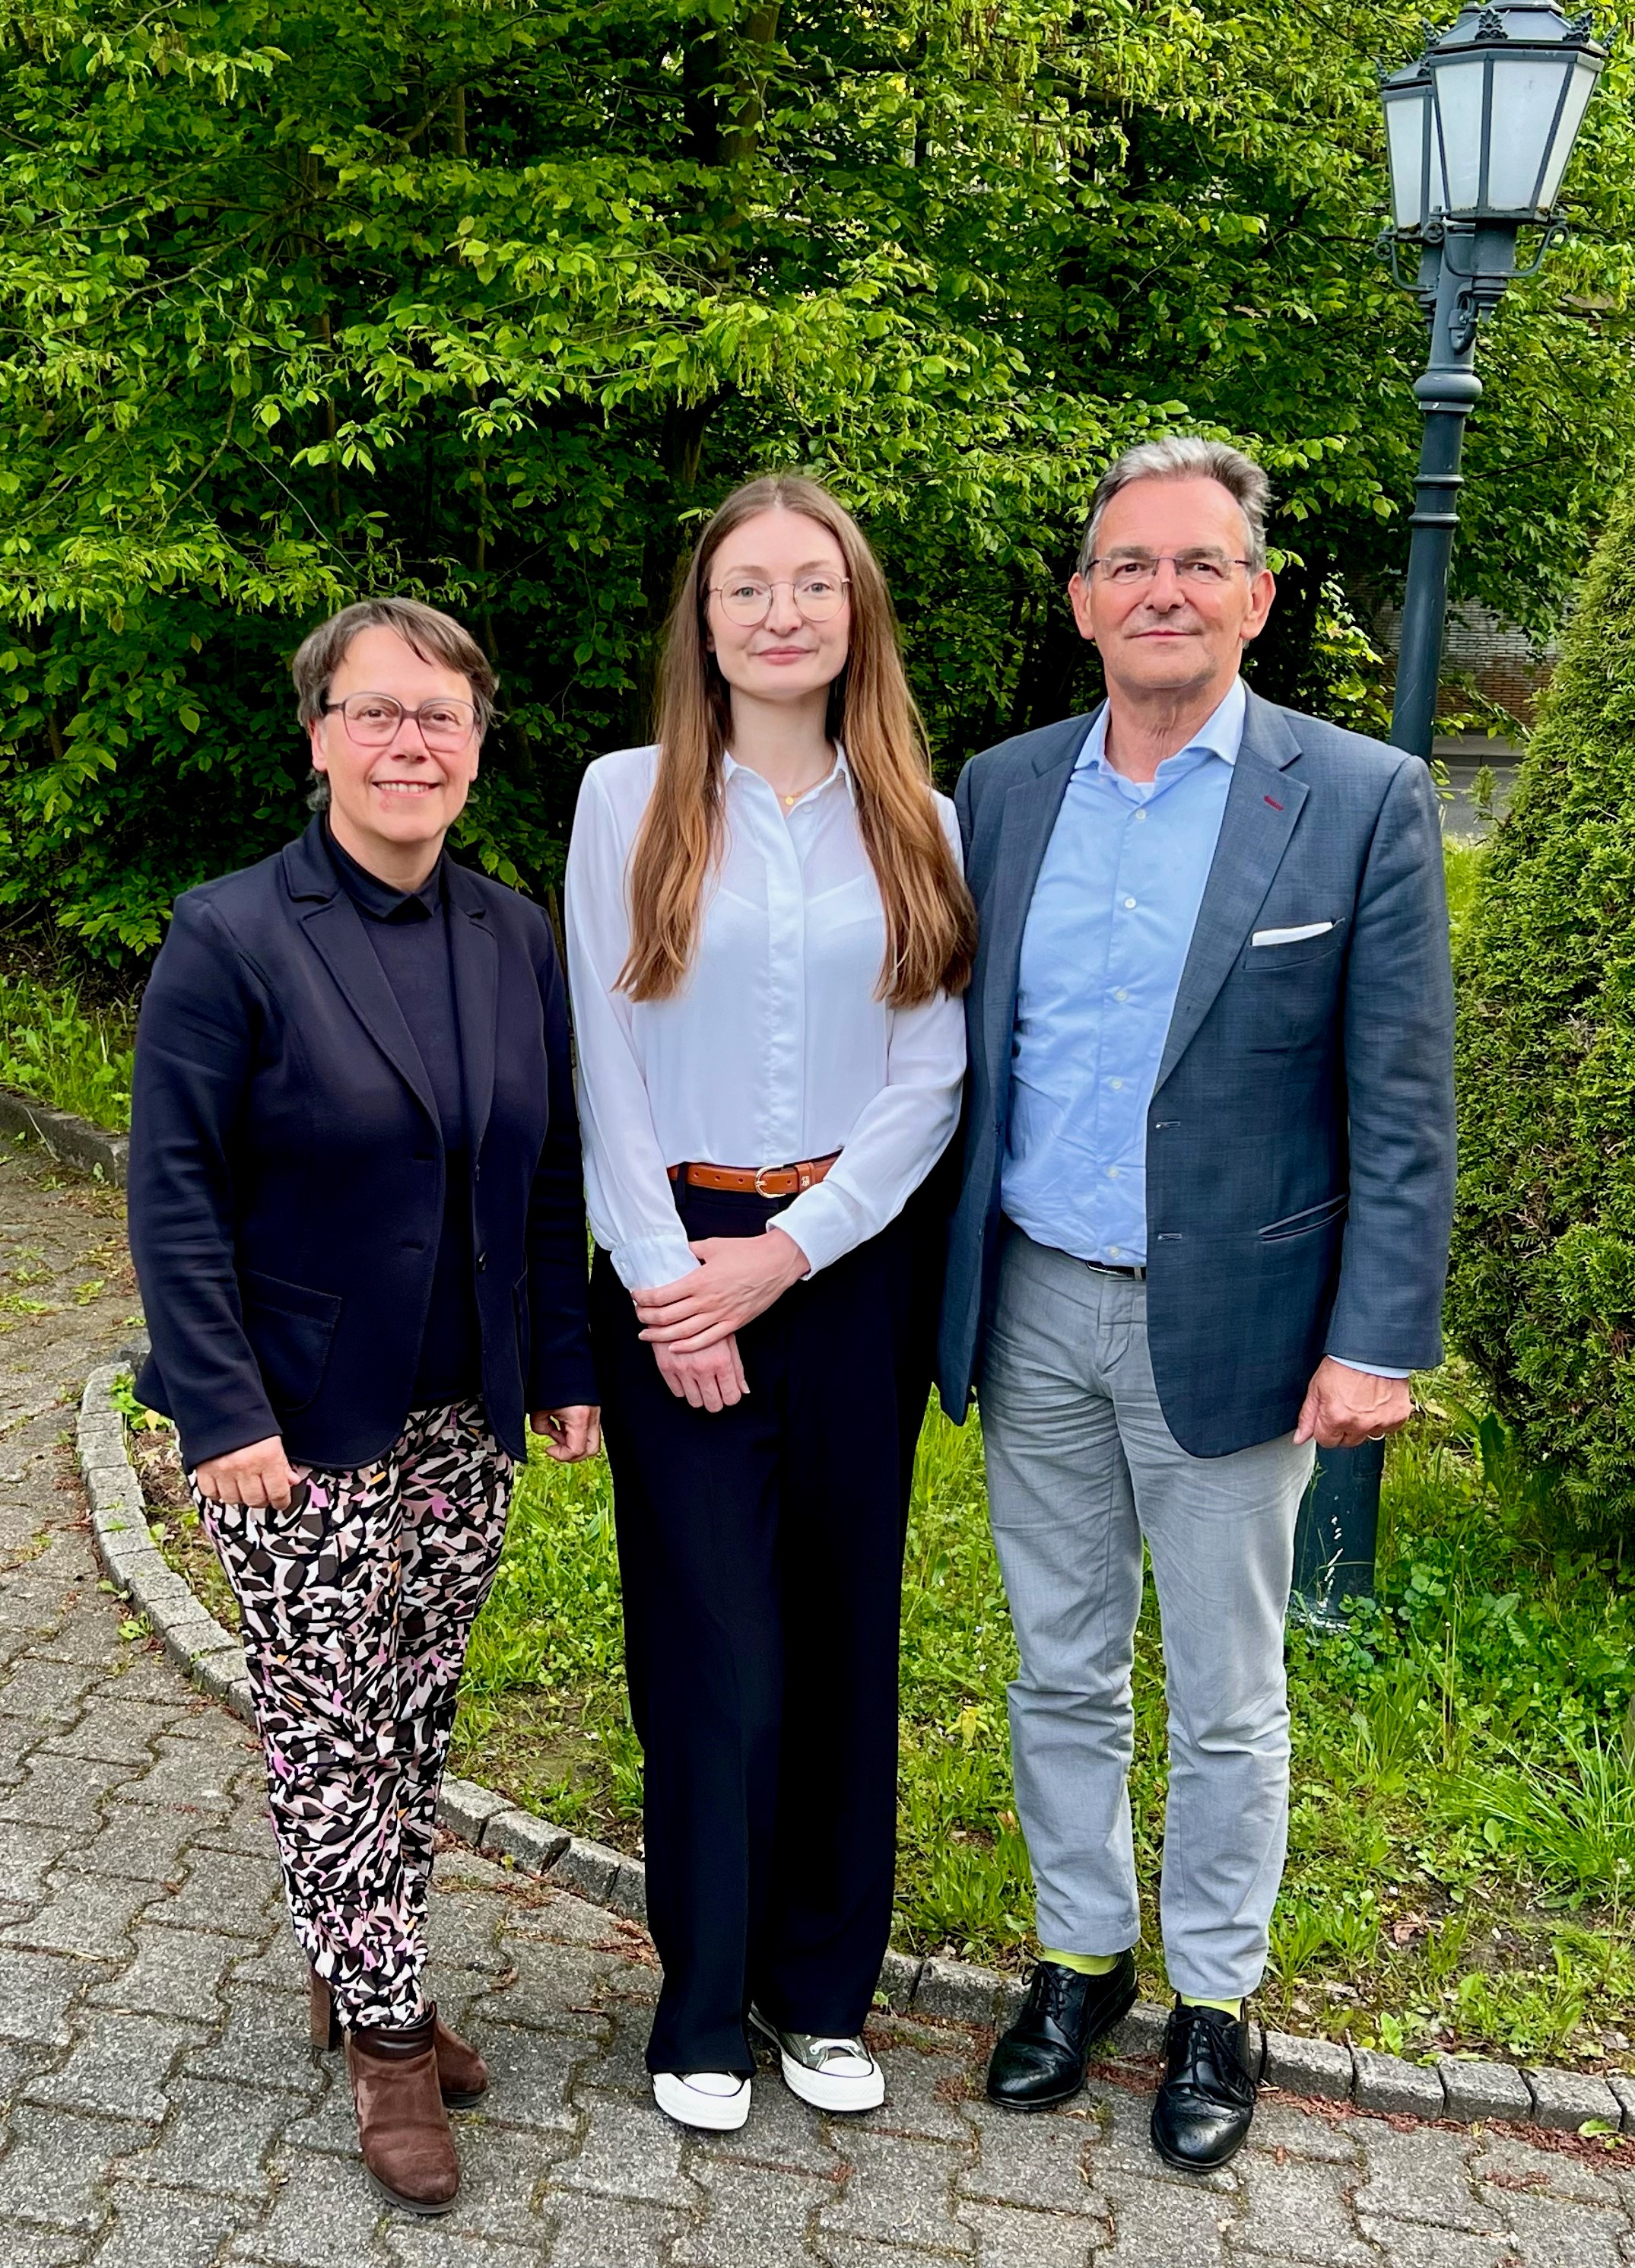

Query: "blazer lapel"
<box><xmin>1156</xmin><ymin>693</ymin><xmax>1308</xmax><ymax>1088</ymax></box>
<box><xmin>446</xmin><ymin>863</ymin><xmax>498</xmax><ymax>1161</ymax></box>
<box><xmin>979</xmin><ymin>714</ymin><xmax>1091</xmax><ymax>1101</ymax></box>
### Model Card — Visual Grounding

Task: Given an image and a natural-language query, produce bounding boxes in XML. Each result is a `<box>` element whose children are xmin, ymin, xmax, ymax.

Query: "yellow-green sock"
<box><xmin>1040</xmin><ymin>1949</ymin><xmax>1122</xmax><ymax>1977</ymax></box>
<box><xmin>1177</xmin><ymin>1992</ymin><xmax>1243</xmax><ymax>2017</ymax></box>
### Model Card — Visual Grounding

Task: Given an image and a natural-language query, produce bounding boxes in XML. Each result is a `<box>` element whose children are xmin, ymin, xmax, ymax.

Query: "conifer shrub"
<box><xmin>1448</xmin><ymin>481</ymin><xmax>1635</xmax><ymax>1537</ymax></box>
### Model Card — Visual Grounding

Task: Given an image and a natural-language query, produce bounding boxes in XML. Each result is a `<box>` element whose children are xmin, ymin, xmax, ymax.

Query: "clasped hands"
<box><xmin>633</xmin><ymin>1228</ymin><xmax>809</xmax><ymax>1412</ymax></box>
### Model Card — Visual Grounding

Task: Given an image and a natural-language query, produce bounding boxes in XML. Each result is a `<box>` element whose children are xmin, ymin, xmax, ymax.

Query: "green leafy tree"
<box><xmin>2</xmin><ymin>0</ymin><xmax>1633</xmax><ymax>954</ymax></box>
<box><xmin>1448</xmin><ymin>476</ymin><xmax>1635</xmax><ymax>1538</ymax></box>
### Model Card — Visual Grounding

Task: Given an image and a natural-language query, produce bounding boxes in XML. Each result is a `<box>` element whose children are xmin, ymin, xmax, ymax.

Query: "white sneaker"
<box><xmin>748</xmin><ymin>2007</ymin><xmax>886</xmax><ymax>2114</ymax></box>
<box><xmin>651</xmin><ymin>2069</ymin><xmax>751</xmax><ymax>2131</ymax></box>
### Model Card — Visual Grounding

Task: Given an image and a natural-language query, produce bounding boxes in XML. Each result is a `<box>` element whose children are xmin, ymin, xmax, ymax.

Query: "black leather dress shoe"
<box><xmin>986</xmin><ymin>1953</ymin><xmax>1138</xmax><ymax>2111</ymax></box>
<box><xmin>1150</xmin><ymin>2000</ymin><xmax>1260</xmax><ymax>2171</ymax></box>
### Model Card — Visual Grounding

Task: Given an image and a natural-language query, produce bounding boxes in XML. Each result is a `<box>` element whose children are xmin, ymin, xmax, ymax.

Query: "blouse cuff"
<box><xmin>770</xmin><ymin>1181</ymin><xmax>863</xmax><ymax>1279</ymax></box>
<box><xmin>611</xmin><ymin>1231</ymin><xmax>700</xmax><ymax>1295</ymax></box>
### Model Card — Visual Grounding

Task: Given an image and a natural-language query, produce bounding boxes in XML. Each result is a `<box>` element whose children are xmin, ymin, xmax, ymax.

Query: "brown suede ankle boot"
<box><xmin>344</xmin><ymin>2009</ymin><xmax>460</xmax><ymax>2214</ymax></box>
<box><xmin>311</xmin><ymin>1969</ymin><xmax>487</xmax><ymax>2108</ymax></box>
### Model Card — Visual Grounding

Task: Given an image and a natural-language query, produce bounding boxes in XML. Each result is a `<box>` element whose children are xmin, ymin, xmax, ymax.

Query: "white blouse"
<box><xmin>564</xmin><ymin>742</ymin><xmax>967</xmax><ymax>1291</ymax></box>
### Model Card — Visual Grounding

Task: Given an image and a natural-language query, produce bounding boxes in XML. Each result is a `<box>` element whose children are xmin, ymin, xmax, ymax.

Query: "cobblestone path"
<box><xmin>0</xmin><ymin>1136</ymin><xmax>1630</xmax><ymax>2266</ymax></box>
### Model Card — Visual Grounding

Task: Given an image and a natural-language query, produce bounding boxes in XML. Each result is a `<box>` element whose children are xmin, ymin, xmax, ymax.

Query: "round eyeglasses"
<box><xmin>322</xmin><ymin>693</ymin><xmax>478</xmax><ymax>751</ymax></box>
<box><xmin>708</xmin><ymin>574</ymin><xmax>851</xmax><ymax>627</ymax></box>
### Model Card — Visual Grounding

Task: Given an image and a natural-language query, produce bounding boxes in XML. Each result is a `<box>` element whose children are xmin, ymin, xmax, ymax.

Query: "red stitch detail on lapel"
<box><xmin>1264</xmin><ymin>796</ymin><xmax>1284</xmax><ymax>810</ymax></box>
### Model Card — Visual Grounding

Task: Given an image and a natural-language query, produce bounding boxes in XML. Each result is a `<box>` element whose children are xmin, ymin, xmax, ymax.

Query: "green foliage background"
<box><xmin>1449</xmin><ymin>475</ymin><xmax>1635</xmax><ymax>1536</ymax></box>
<box><xmin>3</xmin><ymin>0</ymin><xmax>1633</xmax><ymax>955</ymax></box>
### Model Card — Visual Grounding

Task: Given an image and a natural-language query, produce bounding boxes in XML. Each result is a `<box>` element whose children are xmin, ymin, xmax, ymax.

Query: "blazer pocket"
<box><xmin>240</xmin><ymin>1268</ymin><xmax>342</xmax><ymax>1416</ymax></box>
<box><xmin>1240</xmin><ymin>916</ymin><xmax>1348</xmax><ymax>972</ymax></box>
<box><xmin>1259</xmin><ymin>1193</ymin><xmax>1348</xmax><ymax>1243</ymax></box>
<box><xmin>513</xmin><ymin>1269</ymin><xmax>532</xmax><ymax>1390</ymax></box>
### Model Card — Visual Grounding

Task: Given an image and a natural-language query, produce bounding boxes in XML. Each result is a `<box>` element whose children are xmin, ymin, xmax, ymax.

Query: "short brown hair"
<box><xmin>290</xmin><ymin>598</ymin><xmax>498</xmax><ymax>731</ymax></box>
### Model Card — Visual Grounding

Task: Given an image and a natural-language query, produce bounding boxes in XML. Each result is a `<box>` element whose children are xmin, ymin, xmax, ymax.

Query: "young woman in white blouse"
<box><xmin>566</xmin><ymin>475</ymin><xmax>974</xmax><ymax>2133</ymax></box>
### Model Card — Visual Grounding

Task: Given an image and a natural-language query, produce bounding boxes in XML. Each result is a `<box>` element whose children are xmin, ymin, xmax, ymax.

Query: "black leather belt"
<box><xmin>1081</xmin><ymin>1257</ymin><xmax>1146</xmax><ymax>1282</ymax></box>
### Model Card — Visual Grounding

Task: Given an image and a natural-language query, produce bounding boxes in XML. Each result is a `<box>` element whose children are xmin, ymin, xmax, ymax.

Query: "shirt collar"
<box><xmin>722</xmin><ymin>743</ymin><xmax>856</xmax><ymax>807</ymax></box>
<box><xmin>323</xmin><ymin>824</ymin><xmax>444</xmax><ymax>924</ymax></box>
<box><xmin>1076</xmin><ymin>675</ymin><xmax>1247</xmax><ymax>780</ymax></box>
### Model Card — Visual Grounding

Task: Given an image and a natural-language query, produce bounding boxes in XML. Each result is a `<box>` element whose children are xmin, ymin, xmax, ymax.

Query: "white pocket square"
<box><xmin>1251</xmin><ymin>921</ymin><xmax>1335</xmax><ymax>947</ymax></box>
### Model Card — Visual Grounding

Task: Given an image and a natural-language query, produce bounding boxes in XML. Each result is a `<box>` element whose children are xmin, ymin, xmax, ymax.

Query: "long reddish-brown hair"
<box><xmin>618</xmin><ymin>475</ymin><xmax>976</xmax><ymax>1009</ymax></box>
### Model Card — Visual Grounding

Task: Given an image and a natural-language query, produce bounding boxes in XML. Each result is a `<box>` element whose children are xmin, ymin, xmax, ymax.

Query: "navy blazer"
<box><xmin>937</xmin><ymin>690</ymin><xmax>1456</xmax><ymax>1457</ymax></box>
<box><xmin>129</xmin><ymin>819</ymin><xmax>597</xmax><ymax>1468</ymax></box>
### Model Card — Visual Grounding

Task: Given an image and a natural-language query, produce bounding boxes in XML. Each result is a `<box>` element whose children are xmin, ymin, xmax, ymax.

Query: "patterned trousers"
<box><xmin>193</xmin><ymin>1400</ymin><xmax>514</xmax><ymax>2030</ymax></box>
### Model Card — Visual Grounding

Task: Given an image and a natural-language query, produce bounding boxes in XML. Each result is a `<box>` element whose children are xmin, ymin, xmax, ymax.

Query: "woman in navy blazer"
<box><xmin>129</xmin><ymin>598</ymin><xmax>598</xmax><ymax>2217</ymax></box>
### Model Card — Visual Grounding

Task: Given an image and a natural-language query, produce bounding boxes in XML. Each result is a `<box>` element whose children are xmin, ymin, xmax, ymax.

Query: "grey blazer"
<box><xmin>936</xmin><ymin>688</ymin><xmax>1456</xmax><ymax>1457</ymax></box>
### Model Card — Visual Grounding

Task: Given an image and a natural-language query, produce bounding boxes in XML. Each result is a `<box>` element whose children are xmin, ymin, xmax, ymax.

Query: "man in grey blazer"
<box><xmin>938</xmin><ymin>439</ymin><xmax>1455</xmax><ymax>2171</ymax></box>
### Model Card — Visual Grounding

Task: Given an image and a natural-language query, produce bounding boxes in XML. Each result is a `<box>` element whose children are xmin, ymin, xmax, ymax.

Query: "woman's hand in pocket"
<box><xmin>193</xmin><ymin>1435</ymin><xmax>297</xmax><ymax>1510</ymax></box>
<box><xmin>652</xmin><ymin>1335</ymin><xmax>750</xmax><ymax>1412</ymax></box>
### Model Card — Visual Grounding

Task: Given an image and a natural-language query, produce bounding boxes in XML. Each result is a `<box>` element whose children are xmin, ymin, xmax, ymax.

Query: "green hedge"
<box><xmin>1448</xmin><ymin>481</ymin><xmax>1635</xmax><ymax>1537</ymax></box>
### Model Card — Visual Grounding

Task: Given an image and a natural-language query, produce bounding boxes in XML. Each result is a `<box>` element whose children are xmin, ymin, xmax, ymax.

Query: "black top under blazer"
<box><xmin>937</xmin><ymin>690</ymin><xmax>1457</xmax><ymax>1459</ymax></box>
<box><xmin>129</xmin><ymin>818</ymin><xmax>597</xmax><ymax>1469</ymax></box>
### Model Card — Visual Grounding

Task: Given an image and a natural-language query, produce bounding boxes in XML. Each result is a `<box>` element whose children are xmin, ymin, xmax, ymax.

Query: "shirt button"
<box><xmin>1114</xmin><ymin>988</ymin><xmax>1129</xmax><ymax>1002</ymax></box>
<box><xmin>1109</xmin><ymin>1246</ymin><xmax>1121</xmax><ymax>1258</ymax></box>
<box><xmin>1133</xmin><ymin>810</ymin><xmax>1147</xmax><ymax>823</ymax></box>
<box><xmin>1107</xmin><ymin>1167</ymin><xmax>1120</xmax><ymax>1180</ymax></box>
<box><xmin>1123</xmin><ymin>897</ymin><xmax>1137</xmax><ymax>910</ymax></box>
<box><xmin>1110</xmin><ymin>1078</ymin><xmax>1123</xmax><ymax>1091</ymax></box>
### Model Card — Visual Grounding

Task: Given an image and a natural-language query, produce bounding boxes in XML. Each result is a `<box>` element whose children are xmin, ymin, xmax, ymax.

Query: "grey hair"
<box><xmin>1077</xmin><ymin>438</ymin><xmax>1272</xmax><ymax>579</ymax></box>
<box><xmin>290</xmin><ymin>596</ymin><xmax>498</xmax><ymax>811</ymax></box>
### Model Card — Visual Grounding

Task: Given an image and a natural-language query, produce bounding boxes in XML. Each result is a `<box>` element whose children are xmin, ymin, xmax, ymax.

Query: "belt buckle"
<box><xmin>754</xmin><ymin>1164</ymin><xmax>783</xmax><ymax>1197</ymax></box>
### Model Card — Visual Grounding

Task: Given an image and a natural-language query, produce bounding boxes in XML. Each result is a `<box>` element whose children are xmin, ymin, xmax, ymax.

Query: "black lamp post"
<box><xmin>1290</xmin><ymin>2</ymin><xmax>1607</xmax><ymax>1628</ymax></box>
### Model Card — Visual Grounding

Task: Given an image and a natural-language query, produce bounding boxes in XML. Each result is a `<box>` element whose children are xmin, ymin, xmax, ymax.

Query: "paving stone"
<box><xmin>1525</xmin><ymin>2065</ymin><xmax>1624</xmax><ymax>2133</ymax></box>
<box><xmin>550</xmin><ymin>1838</ymin><xmax>622</xmax><ymax>1907</ymax></box>
<box><xmin>425</xmin><ymin>1891</ymin><xmax>512</xmax><ymax>1975</ymax></box>
<box><xmin>1502</xmin><ymin>2190</ymin><xmax>1630</xmax><ymax>2268</ymax></box>
<box><xmin>181</xmin><ymin>1984</ymin><xmax>325</xmax><ymax>2097</ymax></box>
<box><xmin>484</xmin><ymin>1811</ymin><xmax>569</xmax><ymax>1876</ymax></box>
<box><xmin>674</xmin><ymin>2159</ymin><xmax>830</xmax><ymax>2265</ymax></box>
<box><xmin>0</xmin><ymin>2101</ymin><xmax>148</xmax><ymax>2229</ymax></box>
<box><xmin>1094</xmin><ymin>2173</ymin><xmax>1234</xmax><ymax>2266</ymax></box>
<box><xmin>276</xmin><ymin>2068</ymin><xmax>360</xmax><ymax>2158</ymax></box>
<box><xmin>1351</xmin><ymin>2048</ymin><xmax>1446</xmax><ymax>2119</ymax></box>
<box><xmin>0</xmin><ymin>2226</ymin><xmax>87</xmax><ymax>2266</ymax></box>
<box><xmin>542</xmin><ymin>2193</ymin><xmax>682</xmax><ymax>2266</ymax></box>
<box><xmin>1354</xmin><ymin>2219</ymin><xmax>1511</xmax><ymax>2268</ymax></box>
<box><xmin>25</xmin><ymin>2008</ymin><xmax>203</xmax><ymax>2121</ymax></box>
<box><xmin>1438</xmin><ymin>2056</ymin><xmax>1535</xmax><ymax>2125</ymax></box>
<box><xmin>819</xmin><ymin>2244</ymin><xmax>964</xmax><ymax>2268</ymax></box>
<box><xmin>1234</xmin><ymin>2150</ymin><xmax>1373</xmax><ymax>2265</ymax></box>
<box><xmin>1262</xmin><ymin>2029</ymin><xmax>1355</xmax><ymax>2103</ymax></box>
<box><xmin>443</xmin><ymin>2120</ymin><xmax>571</xmax><ymax>2249</ymax></box>
<box><xmin>0</xmin><ymin>1821</ymin><xmax>75</xmax><ymax>1910</ymax></box>
<box><xmin>912</xmin><ymin>1955</ymin><xmax>1006</xmax><ymax>2026</ymax></box>
<box><xmin>87</xmin><ymin>1924</ymin><xmax>237</xmax><ymax>2022</ymax></box>
<box><xmin>1608</xmin><ymin>2072</ymin><xmax>1635</xmax><ymax>2135</ymax></box>
<box><xmin>385</xmin><ymin>2232</ymin><xmax>544</xmax><ymax>2268</ymax></box>
<box><xmin>958</xmin><ymin>2101</ymin><xmax>1104</xmax><ymax>2212</ymax></box>
<box><xmin>0</xmin><ymin>1943</ymin><xmax>97</xmax><ymax>2043</ymax></box>
<box><xmin>559</xmin><ymin>2085</ymin><xmax>701</xmax><ymax>2206</ymax></box>
<box><xmin>1474</xmin><ymin>2132</ymin><xmax>1624</xmax><ymax>2206</ymax></box>
<box><xmin>487</xmin><ymin>1938</ymin><xmax>627</xmax><ymax>2033</ymax></box>
<box><xmin>0</xmin><ymin>1752</ymin><xmax>124</xmax><ymax>1828</ymax></box>
<box><xmin>92</xmin><ymin>2181</ymin><xmax>253</xmax><ymax>2268</ymax></box>
<box><xmin>189</xmin><ymin>1806</ymin><xmax>279</xmax><ymax>1863</ymax></box>
<box><xmin>60</xmin><ymin>1806</ymin><xmax>196</xmax><ymax>1885</ymax></box>
<box><xmin>0</xmin><ymin>1869</ymin><xmax>152</xmax><ymax>1960</ymax></box>
<box><xmin>706</xmin><ymin>2062</ymin><xmax>845</xmax><ymax>2177</ymax></box>
<box><xmin>1353</xmin><ymin>2123</ymin><xmax>1501</xmax><ymax>2232</ymax></box>
<box><xmin>435</xmin><ymin>1777</ymin><xmax>512</xmax><ymax>1849</ymax></box>
<box><xmin>956</xmin><ymin>2200</ymin><xmax>1105</xmax><ymax>2268</ymax></box>
<box><xmin>141</xmin><ymin>1850</ymin><xmax>282</xmax><ymax>1943</ymax></box>
<box><xmin>0</xmin><ymin>1658</ymin><xmax>98</xmax><ymax>1729</ymax></box>
<box><xmin>514</xmin><ymin>1888</ymin><xmax>640</xmax><ymax>1953</ymax></box>
<box><xmin>1246</xmin><ymin>2101</ymin><xmax>1364</xmax><ymax>2163</ymax></box>
<box><xmin>229</xmin><ymin>1932</ymin><xmax>306</xmax><ymax>1996</ymax></box>
<box><xmin>106</xmin><ymin>1740</ymin><xmax>237</xmax><ymax>1818</ymax></box>
<box><xmin>225</xmin><ymin>2148</ymin><xmax>386</xmax><ymax>2263</ymax></box>
<box><xmin>866</xmin><ymin>2038</ymin><xmax>977</xmax><ymax>2143</ymax></box>
<box><xmin>1089</xmin><ymin>2082</ymin><xmax>1240</xmax><ymax>2195</ymax></box>
<box><xmin>40</xmin><ymin>1701</ymin><xmax>180</xmax><ymax>1766</ymax></box>
<box><xmin>1106</xmin><ymin>2000</ymin><xmax>1169</xmax><ymax>2061</ymax></box>
<box><xmin>116</xmin><ymin>2076</ymin><xmax>294</xmax><ymax>2200</ymax></box>
<box><xmin>819</xmin><ymin>2132</ymin><xmax>974</xmax><ymax>2253</ymax></box>
<box><xmin>462</xmin><ymin>2021</ymin><xmax>586</xmax><ymax>2128</ymax></box>
<box><xmin>875</xmin><ymin>1950</ymin><xmax>922</xmax><ymax>2014</ymax></box>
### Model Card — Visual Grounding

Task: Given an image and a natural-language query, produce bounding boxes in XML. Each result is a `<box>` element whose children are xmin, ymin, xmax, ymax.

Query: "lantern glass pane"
<box><xmin>1485</xmin><ymin>55</ymin><xmax>1574</xmax><ymax>214</ymax></box>
<box><xmin>1385</xmin><ymin>86</ymin><xmax>1430</xmax><ymax>230</ymax></box>
<box><xmin>1433</xmin><ymin>56</ymin><xmax>1488</xmax><ymax>214</ymax></box>
<box><xmin>1538</xmin><ymin>56</ymin><xmax>1598</xmax><ymax>208</ymax></box>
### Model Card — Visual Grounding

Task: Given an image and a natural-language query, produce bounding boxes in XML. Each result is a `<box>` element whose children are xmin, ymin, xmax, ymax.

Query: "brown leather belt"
<box><xmin>668</xmin><ymin>1152</ymin><xmax>840</xmax><ymax>1199</ymax></box>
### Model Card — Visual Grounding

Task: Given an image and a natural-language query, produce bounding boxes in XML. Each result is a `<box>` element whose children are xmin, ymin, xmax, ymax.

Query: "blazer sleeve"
<box><xmin>1324</xmin><ymin>755</ymin><xmax>1456</xmax><ymax>1372</ymax></box>
<box><xmin>127</xmin><ymin>894</ymin><xmax>281</xmax><ymax>1466</ymax></box>
<box><xmin>524</xmin><ymin>924</ymin><xmax>599</xmax><ymax>1412</ymax></box>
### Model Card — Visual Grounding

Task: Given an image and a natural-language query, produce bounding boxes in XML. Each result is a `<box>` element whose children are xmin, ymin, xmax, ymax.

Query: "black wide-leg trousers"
<box><xmin>591</xmin><ymin>1183</ymin><xmax>938</xmax><ymax>2076</ymax></box>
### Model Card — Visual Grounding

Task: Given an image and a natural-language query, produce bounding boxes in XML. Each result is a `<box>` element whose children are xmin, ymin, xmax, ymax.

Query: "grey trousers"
<box><xmin>979</xmin><ymin>1227</ymin><xmax>1314</xmax><ymax>2000</ymax></box>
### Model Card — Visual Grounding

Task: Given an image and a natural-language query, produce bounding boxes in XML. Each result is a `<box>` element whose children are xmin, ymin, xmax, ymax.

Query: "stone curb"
<box><xmin>0</xmin><ymin>1086</ymin><xmax>128</xmax><ymax>1186</ymax></box>
<box><xmin>76</xmin><ymin>1358</ymin><xmax>1630</xmax><ymax>2143</ymax></box>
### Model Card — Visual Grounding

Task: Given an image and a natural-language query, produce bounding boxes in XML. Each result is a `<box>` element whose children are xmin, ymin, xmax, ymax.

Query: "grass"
<box><xmin>0</xmin><ymin>973</ymin><xmax>135</xmax><ymax>1130</ymax></box>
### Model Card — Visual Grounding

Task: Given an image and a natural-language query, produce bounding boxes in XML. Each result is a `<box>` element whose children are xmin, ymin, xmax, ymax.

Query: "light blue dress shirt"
<box><xmin>1002</xmin><ymin>679</ymin><xmax>1245</xmax><ymax>1269</ymax></box>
